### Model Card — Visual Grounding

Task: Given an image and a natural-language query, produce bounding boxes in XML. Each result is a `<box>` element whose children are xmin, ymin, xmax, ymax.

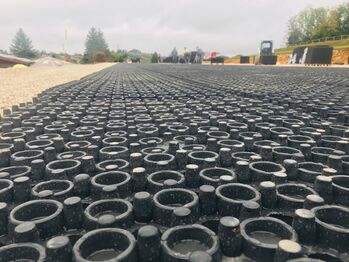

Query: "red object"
<box><xmin>211</xmin><ymin>52</ymin><xmax>217</xmax><ymax>59</ymax></box>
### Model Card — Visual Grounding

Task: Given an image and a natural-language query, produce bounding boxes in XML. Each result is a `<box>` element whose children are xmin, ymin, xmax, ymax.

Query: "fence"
<box><xmin>289</xmin><ymin>35</ymin><xmax>349</xmax><ymax>47</ymax></box>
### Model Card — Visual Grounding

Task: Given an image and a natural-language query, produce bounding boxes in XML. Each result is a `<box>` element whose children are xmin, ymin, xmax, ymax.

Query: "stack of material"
<box><xmin>304</xmin><ymin>46</ymin><xmax>333</xmax><ymax>65</ymax></box>
<box><xmin>291</xmin><ymin>46</ymin><xmax>333</xmax><ymax>65</ymax></box>
<box><xmin>292</xmin><ymin>47</ymin><xmax>306</xmax><ymax>64</ymax></box>
<box><xmin>240</xmin><ymin>56</ymin><xmax>250</xmax><ymax>64</ymax></box>
<box><xmin>0</xmin><ymin>54</ymin><xmax>33</xmax><ymax>68</ymax></box>
<box><xmin>32</xmin><ymin>56</ymin><xmax>68</xmax><ymax>67</ymax></box>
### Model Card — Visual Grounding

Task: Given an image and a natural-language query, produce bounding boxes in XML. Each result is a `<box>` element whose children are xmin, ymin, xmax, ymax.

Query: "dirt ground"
<box><xmin>0</xmin><ymin>63</ymin><xmax>114</xmax><ymax>113</ymax></box>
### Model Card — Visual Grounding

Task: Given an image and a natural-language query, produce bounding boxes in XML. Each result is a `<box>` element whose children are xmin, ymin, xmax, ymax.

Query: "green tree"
<box><xmin>10</xmin><ymin>28</ymin><xmax>37</xmax><ymax>59</ymax></box>
<box><xmin>295</xmin><ymin>7</ymin><xmax>328</xmax><ymax>42</ymax></box>
<box><xmin>286</xmin><ymin>4</ymin><xmax>349</xmax><ymax>45</ymax></box>
<box><xmin>109</xmin><ymin>50</ymin><xmax>128</xmax><ymax>62</ymax></box>
<box><xmin>151</xmin><ymin>52</ymin><xmax>159</xmax><ymax>63</ymax></box>
<box><xmin>337</xmin><ymin>3</ymin><xmax>349</xmax><ymax>35</ymax></box>
<box><xmin>83</xmin><ymin>27</ymin><xmax>109</xmax><ymax>63</ymax></box>
<box><xmin>287</xmin><ymin>16</ymin><xmax>303</xmax><ymax>45</ymax></box>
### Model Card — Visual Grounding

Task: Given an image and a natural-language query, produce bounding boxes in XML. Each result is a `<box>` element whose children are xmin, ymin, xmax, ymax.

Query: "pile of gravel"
<box><xmin>32</xmin><ymin>56</ymin><xmax>68</xmax><ymax>67</ymax></box>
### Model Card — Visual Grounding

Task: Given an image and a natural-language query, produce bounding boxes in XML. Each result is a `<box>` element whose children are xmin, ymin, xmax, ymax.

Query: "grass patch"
<box><xmin>275</xmin><ymin>39</ymin><xmax>349</xmax><ymax>55</ymax></box>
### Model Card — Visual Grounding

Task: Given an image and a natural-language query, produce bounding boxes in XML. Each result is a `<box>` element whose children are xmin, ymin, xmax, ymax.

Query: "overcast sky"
<box><xmin>0</xmin><ymin>0</ymin><xmax>347</xmax><ymax>56</ymax></box>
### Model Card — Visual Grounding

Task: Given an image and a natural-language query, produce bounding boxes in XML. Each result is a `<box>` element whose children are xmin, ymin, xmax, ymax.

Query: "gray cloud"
<box><xmin>0</xmin><ymin>0</ymin><xmax>347</xmax><ymax>56</ymax></box>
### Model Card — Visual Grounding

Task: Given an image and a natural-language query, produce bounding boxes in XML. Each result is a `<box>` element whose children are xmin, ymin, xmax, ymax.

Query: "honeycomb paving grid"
<box><xmin>0</xmin><ymin>64</ymin><xmax>349</xmax><ymax>261</ymax></box>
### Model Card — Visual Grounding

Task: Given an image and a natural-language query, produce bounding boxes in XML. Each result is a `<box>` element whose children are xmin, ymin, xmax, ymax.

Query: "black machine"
<box><xmin>259</xmin><ymin>56</ymin><xmax>277</xmax><ymax>65</ymax></box>
<box><xmin>255</xmin><ymin>40</ymin><xmax>277</xmax><ymax>65</ymax></box>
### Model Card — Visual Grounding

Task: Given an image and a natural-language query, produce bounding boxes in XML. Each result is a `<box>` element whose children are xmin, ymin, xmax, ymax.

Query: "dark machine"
<box><xmin>255</xmin><ymin>40</ymin><xmax>277</xmax><ymax>65</ymax></box>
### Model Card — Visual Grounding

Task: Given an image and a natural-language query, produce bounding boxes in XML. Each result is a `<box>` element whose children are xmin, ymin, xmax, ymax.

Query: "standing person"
<box><xmin>171</xmin><ymin>47</ymin><xmax>178</xmax><ymax>63</ymax></box>
<box><xmin>194</xmin><ymin>46</ymin><xmax>203</xmax><ymax>64</ymax></box>
<box><xmin>182</xmin><ymin>47</ymin><xmax>190</xmax><ymax>63</ymax></box>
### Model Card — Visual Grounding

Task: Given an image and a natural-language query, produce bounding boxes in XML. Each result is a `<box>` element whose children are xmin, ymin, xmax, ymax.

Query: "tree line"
<box><xmin>9</xmin><ymin>3</ymin><xmax>349</xmax><ymax>61</ymax></box>
<box><xmin>2</xmin><ymin>27</ymin><xmax>160</xmax><ymax>64</ymax></box>
<box><xmin>287</xmin><ymin>2</ymin><xmax>349</xmax><ymax>45</ymax></box>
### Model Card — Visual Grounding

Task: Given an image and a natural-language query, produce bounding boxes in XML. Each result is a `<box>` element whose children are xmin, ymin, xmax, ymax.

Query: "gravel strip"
<box><xmin>0</xmin><ymin>63</ymin><xmax>113</xmax><ymax>113</ymax></box>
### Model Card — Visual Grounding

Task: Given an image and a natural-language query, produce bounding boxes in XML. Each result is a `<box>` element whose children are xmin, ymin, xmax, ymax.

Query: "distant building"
<box><xmin>0</xmin><ymin>54</ymin><xmax>34</xmax><ymax>68</ymax></box>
